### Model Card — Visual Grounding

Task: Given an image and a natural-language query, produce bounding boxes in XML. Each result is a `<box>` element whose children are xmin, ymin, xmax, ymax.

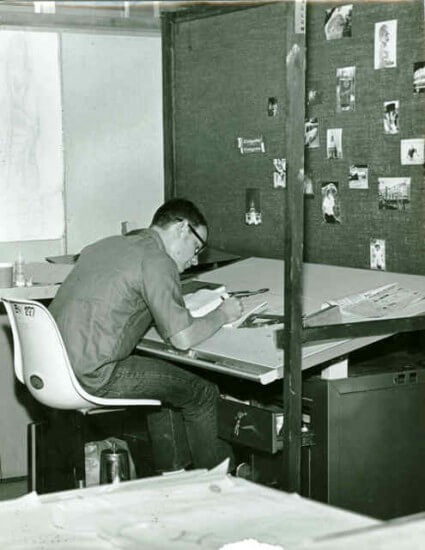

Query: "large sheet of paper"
<box><xmin>0</xmin><ymin>31</ymin><xmax>64</xmax><ymax>242</ymax></box>
<box><xmin>0</xmin><ymin>467</ymin><xmax>378</xmax><ymax>549</ymax></box>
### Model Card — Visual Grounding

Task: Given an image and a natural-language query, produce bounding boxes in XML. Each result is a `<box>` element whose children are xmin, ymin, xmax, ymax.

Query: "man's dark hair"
<box><xmin>151</xmin><ymin>198</ymin><xmax>208</xmax><ymax>229</ymax></box>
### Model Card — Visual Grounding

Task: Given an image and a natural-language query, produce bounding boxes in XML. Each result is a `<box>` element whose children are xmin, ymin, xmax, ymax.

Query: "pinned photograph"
<box><xmin>307</xmin><ymin>86</ymin><xmax>323</xmax><ymax>106</ymax></box>
<box><xmin>378</xmin><ymin>177</ymin><xmax>411</xmax><ymax>211</ymax></box>
<box><xmin>267</xmin><ymin>97</ymin><xmax>278</xmax><ymax>117</ymax></box>
<box><xmin>272</xmin><ymin>158</ymin><xmax>286</xmax><ymax>188</ymax></box>
<box><xmin>383</xmin><ymin>101</ymin><xmax>399</xmax><ymax>134</ymax></box>
<box><xmin>349</xmin><ymin>165</ymin><xmax>368</xmax><ymax>189</ymax></box>
<box><xmin>324</xmin><ymin>4</ymin><xmax>352</xmax><ymax>40</ymax></box>
<box><xmin>237</xmin><ymin>136</ymin><xmax>266</xmax><ymax>155</ymax></box>
<box><xmin>374</xmin><ymin>20</ymin><xmax>397</xmax><ymax>69</ymax></box>
<box><xmin>245</xmin><ymin>188</ymin><xmax>262</xmax><ymax>225</ymax></box>
<box><xmin>327</xmin><ymin>128</ymin><xmax>343</xmax><ymax>159</ymax></box>
<box><xmin>370</xmin><ymin>239</ymin><xmax>386</xmax><ymax>270</ymax></box>
<box><xmin>321</xmin><ymin>182</ymin><xmax>341</xmax><ymax>224</ymax></box>
<box><xmin>413</xmin><ymin>61</ymin><xmax>425</xmax><ymax>93</ymax></box>
<box><xmin>336</xmin><ymin>66</ymin><xmax>355</xmax><ymax>112</ymax></box>
<box><xmin>303</xmin><ymin>173</ymin><xmax>314</xmax><ymax>196</ymax></box>
<box><xmin>305</xmin><ymin>118</ymin><xmax>319</xmax><ymax>148</ymax></box>
<box><xmin>400</xmin><ymin>138</ymin><xmax>425</xmax><ymax>165</ymax></box>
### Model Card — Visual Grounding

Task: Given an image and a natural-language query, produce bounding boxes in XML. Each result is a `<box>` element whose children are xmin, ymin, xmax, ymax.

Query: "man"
<box><xmin>49</xmin><ymin>198</ymin><xmax>243</xmax><ymax>472</ymax></box>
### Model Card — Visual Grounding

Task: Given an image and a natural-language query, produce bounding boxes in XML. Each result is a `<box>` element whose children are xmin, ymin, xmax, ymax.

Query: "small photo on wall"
<box><xmin>378</xmin><ymin>177</ymin><xmax>411</xmax><ymax>211</ymax></box>
<box><xmin>383</xmin><ymin>101</ymin><xmax>399</xmax><ymax>134</ymax></box>
<box><xmin>401</xmin><ymin>139</ymin><xmax>425</xmax><ymax>165</ymax></box>
<box><xmin>336</xmin><ymin>66</ymin><xmax>355</xmax><ymax>112</ymax></box>
<box><xmin>245</xmin><ymin>188</ymin><xmax>262</xmax><ymax>225</ymax></box>
<box><xmin>321</xmin><ymin>182</ymin><xmax>341</xmax><ymax>224</ymax></box>
<box><xmin>413</xmin><ymin>61</ymin><xmax>425</xmax><ymax>93</ymax></box>
<box><xmin>307</xmin><ymin>86</ymin><xmax>323</xmax><ymax>106</ymax></box>
<box><xmin>303</xmin><ymin>173</ymin><xmax>314</xmax><ymax>196</ymax></box>
<box><xmin>324</xmin><ymin>4</ymin><xmax>353</xmax><ymax>40</ymax></box>
<box><xmin>370</xmin><ymin>238</ymin><xmax>386</xmax><ymax>270</ymax></box>
<box><xmin>349</xmin><ymin>164</ymin><xmax>368</xmax><ymax>189</ymax></box>
<box><xmin>327</xmin><ymin>128</ymin><xmax>343</xmax><ymax>159</ymax></box>
<box><xmin>374</xmin><ymin>20</ymin><xmax>397</xmax><ymax>69</ymax></box>
<box><xmin>273</xmin><ymin>158</ymin><xmax>286</xmax><ymax>188</ymax></box>
<box><xmin>267</xmin><ymin>97</ymin><xmax>278</xmax><ymax>117</ymax></box>
<box><xmin>305</xmin><ymin>118</ymin><xmax>319</xmax><ymax>148</ymax></box>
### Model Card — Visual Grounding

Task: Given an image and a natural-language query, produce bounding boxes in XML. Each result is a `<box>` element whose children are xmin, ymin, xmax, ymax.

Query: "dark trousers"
<box><xmin>94</xmin><ymin>354</ymin><xmax>234</xmax><ymax>472</ymax></box>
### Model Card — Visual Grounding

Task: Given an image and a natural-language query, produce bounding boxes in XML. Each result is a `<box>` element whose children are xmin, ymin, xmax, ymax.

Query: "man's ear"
<box><xmin>176</xmin><ymin>218</ymin><xmax>188</xmax><ymax>236</ymax></box>
<box><xmin>172</xmin><ymin>218</ymin><xmax>186</xmax><ymax>240</ymax></box>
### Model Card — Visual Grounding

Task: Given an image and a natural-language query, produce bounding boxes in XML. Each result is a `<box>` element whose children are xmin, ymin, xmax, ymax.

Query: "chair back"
<box><xmin>2</xmin><ymin>297</ymin><xmax>95</xmax><ymax>410</ymax></box>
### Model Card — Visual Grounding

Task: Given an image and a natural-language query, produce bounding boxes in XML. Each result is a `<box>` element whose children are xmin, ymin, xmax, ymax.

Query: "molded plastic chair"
<box><xmin>2</xmin><ymin>296</ymin><xmax>160</xmax><ymax>491</ymax></box>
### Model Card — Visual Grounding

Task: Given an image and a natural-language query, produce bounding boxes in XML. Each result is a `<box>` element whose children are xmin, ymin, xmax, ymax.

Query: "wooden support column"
<box><xmin>161</xmin><ymin>12</ymin><xmax>176</xmax><ymax>200</ymax></box>
<box><xmin>282</xmin><ymin>0</ymin><xmax>306</xmax><ymax>493</ymax></box>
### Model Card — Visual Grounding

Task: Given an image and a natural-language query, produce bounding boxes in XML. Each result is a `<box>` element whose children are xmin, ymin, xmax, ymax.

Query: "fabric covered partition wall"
<box><xmin>168</xmin><ymin>1</ymin><xmax>424</xmax><ymax>275</ymax></box>
<box><xmin>170</xmin><ymin>3</ymin><xmax>288</xmax><ymax>259</ymax></box>
<box><xmin>304</xmin><ymin>0</ymin><xmax>425</xmax><ymax>274</ymax></box>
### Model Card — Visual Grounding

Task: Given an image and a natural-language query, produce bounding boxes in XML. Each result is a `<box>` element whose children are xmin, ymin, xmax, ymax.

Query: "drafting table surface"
<box><xmin>138</xmin><ymin>257</ymin><xmax>425</xmax><ymax>384</ymax></box>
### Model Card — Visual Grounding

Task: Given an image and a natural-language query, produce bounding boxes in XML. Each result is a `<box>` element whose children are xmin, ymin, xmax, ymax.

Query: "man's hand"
<box><xmin>220</xmin><ymin>297</ymin><xmax>244</xmax><ymax>324</ymax></box>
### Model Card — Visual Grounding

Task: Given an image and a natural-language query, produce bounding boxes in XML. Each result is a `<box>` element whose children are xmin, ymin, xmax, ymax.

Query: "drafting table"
<box><xmin>138</xmin><ymin>257</ymin><xmax>425</xmax><ymax>384</ymax></box>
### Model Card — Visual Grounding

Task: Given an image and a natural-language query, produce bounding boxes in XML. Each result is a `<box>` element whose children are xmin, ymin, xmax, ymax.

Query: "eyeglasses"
<box><xmin>176</xmin><ymin>218</ymin><xmax>207</xmax><ymax>255</ymax></box>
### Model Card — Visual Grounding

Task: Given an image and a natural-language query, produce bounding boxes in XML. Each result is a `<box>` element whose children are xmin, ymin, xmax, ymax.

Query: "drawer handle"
<box><xmin>233</xmin><ymin>411</ymin><xmax>247</xmax><ymax>437</ymax></box>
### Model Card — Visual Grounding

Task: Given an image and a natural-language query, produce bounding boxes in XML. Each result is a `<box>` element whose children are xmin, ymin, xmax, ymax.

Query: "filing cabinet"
<box><xmin>303</xmin><ymin>350</ymin><xmax>425</xmax><ymax>519</ymax></box>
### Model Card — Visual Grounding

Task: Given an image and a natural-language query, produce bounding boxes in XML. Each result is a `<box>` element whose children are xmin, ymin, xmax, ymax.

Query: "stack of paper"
<box><xmin>184</xmin><ymin>286</ymin><xmax>228</xmax><ymax>317</ymax></box>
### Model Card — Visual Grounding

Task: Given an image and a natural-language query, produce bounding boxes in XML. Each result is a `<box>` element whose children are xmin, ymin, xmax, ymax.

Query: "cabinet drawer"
<box><xmin>218</xmin><ymin>398</ymin><xmax>283</xmax><ymax>454</ymax></box>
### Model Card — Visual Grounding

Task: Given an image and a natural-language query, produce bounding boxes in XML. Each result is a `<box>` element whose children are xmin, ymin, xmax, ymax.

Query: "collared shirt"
<box><xmin>49</xmin><ymin>229</ymin><xmax>193</xmax><ymax>392</ymax></box>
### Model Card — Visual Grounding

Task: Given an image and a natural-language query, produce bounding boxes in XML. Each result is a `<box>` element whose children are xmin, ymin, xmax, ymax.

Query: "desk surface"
<box><xmin>0</xmin><ymin>262</ymin><xmax>73</xmax><ymax>300</ymax></box>
<box><xmin>138</xmin><ymin>257</ymin><xmax>425</xmax><ymax>384</ymax></box>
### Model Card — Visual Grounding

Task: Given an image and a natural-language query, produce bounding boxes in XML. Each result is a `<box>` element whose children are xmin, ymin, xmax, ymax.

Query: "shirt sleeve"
<box><xmin>140</xmin><ymin>251</ymin><xmax>193</xmax><ymax>341</ymax></box>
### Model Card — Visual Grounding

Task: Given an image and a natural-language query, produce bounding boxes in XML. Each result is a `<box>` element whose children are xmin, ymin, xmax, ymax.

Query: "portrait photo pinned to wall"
<box><xmin>272</xmin><ymin>158</ymin><xmax>286</xmax><ymax>188</ymax></box>
<box><xmin>303</xmin><ymin>172</ymin><xmax>314</xmax><ymax>196</ymax></box>
<box><xmin>374</xmin><ymin>20</ymin><xmax>397</xmax><ymax>70</ymax></box>
<box><xmin>336</xmin><ymin>66</ymin><xmax>355</xmax><ymax>112</ymax></box>
<box><xmin>321</xmin><ymin>182</ymin><xmax>341</xmax><ymax>224</ymax></box>
<box><xmin>245</xmin><ymin>188</ymin><xmax>262</xmax><ymax>225</ymax></box>
<box><xmin>327</xmin><ymin>128</ymin><xmax>343</xmax><ymax>159</ymax></box>
<box><xmin>378</xmin><ymin>177</ymin><xmax>411</xmax><ymax>211</ymax></box>
<box><xmin>383</xmin><ymin>100</ymin><xmax>399</xmax><ymax>134</ymax></box>
<box><xmin>267</xmin><ymin>97</ymin><xmax>278</xmax><ymax>117</ymax></box>
<box><xmin>413</xmin><ymin>61</ymin><xmax>425</xmax><ymax>93</ymax></box>
<box><xmin>349</xmin><ymin>164</ymin><xmax>369</xmax><ymax>189</ymax></box>
<box><xmin>305</xmin><ymin>118</ymin><xmax>319</xmax><ymax>148</ymax></box>
<box><xmin>370</xmin><ymin>238</ymin><xmax>386</xmax><ymax>270</ymax></box>
<box><xmin>324</xmin><ymin>4</ymin><xmax>352</xmax><ymax>40</ymax></box>
<box><xmin>401</xmin><ymin>138</ymin><xmax>425</xmax><ymax>165</ymax></box>
<box><xmin>307</xmin><ymin>86</ymin><xmax>323</xmax><ymax>106</ymax></box>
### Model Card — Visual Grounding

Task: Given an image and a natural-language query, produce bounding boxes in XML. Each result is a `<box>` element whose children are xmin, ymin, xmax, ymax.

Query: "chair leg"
<box><xmin>28</xmin><ymin>421</ymin><xmax>48</xmax><ymax>494</ymax></box>
<box><xmin>73</xmin><ymin>411</ymin><xmax>87</xmax><ymax>488</ymax></box>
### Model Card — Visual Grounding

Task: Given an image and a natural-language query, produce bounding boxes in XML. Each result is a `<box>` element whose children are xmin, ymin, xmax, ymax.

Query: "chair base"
<box><xmin>28</xmin><ymin>408</ymin><xmax>155</xmax><ymax>494</ymax></box>
<box><xmin>28</xmin><ymin>411</ymin><xmax>86</xmax><ymax>494</ymax></box>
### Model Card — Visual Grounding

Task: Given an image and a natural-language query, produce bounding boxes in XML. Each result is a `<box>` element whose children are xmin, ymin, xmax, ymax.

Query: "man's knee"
<box><xmin>192</xmin><ymin>377</ymin><xmax>219</xmax><ymax>408</ymax></box>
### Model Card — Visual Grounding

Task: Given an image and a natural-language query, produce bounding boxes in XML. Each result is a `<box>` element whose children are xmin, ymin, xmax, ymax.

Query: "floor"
<box><xmin>0</xmin><ymin>477</ymin><xmax>28</xmax><ymax>501</ymax></box>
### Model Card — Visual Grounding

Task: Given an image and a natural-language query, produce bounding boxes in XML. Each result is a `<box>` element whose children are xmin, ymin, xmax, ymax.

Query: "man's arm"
<box><xmin>170</xmin><ymin>297</ymin><xmax>243</xmax><ymax>351</ymax></box>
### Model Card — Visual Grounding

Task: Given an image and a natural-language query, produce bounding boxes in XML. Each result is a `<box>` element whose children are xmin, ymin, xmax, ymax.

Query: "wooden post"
<box><xmin>282</xmin><ymin>0</ymin><xmax>306</xmax><ymax>493</ymax></box>
<box><xmin>161</xmin><ymin>12</ymin><xmax>176</xmax><ymax>200</ymax></box>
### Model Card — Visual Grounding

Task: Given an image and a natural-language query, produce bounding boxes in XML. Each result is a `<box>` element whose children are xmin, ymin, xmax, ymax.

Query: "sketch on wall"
<box><xmin>0</xmin><ymin>30</ymin><xmax>64</xmax><ymax>242</ymax></box>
